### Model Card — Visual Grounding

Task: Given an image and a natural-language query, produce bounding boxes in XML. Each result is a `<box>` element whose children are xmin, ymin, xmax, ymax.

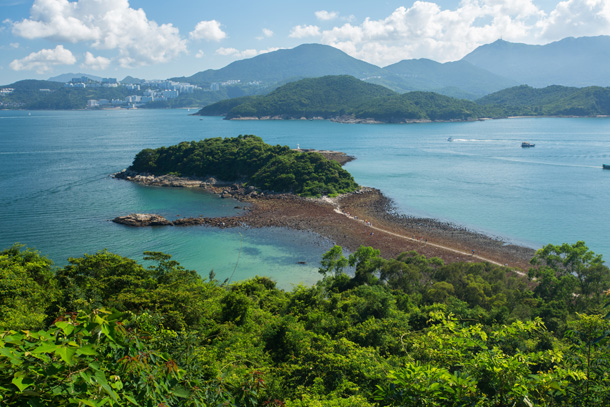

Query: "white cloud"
<box><xmin>539</xmin><ymin>0</ymin><xmax>610</xmax><ymax>40</ymax></box>
<box><xmin>215</xmin><ymin>47</ymin><xmax>280</xmax><ymax>58</ymax></box>
<box><xmin>311</xmin><ymin>0</ymin><xmax>610</xmax><ymax>66</ymax></box>
<box><xmin>10</xmin><ymin>42</ymin><xmax>20</xmax><ymax>48</ymax></box>
<box><xmin>195</xmin><ymin>49</ymin><xmax>205</xmax><ymax>58</ymax></box>
<box><xmin>256</xmin><ymin>28</ymin><xmax>274</xmax><ymax>40</ymax></box>
<box><xmin>190</xmin><ymin>19</ymin><xmax>227</xmax><ymax>41</ymax></box>
<box><xmin>289</xmin><ymin>24</ymin><xmax>321</xmax><ymax>38</ymax></box>
<box><xmin>9</xmin><ymin>45</ymin><xmax>76</xmax><ymax>73</ymax></box>
<box><xmin>315</xmin><ymin>10</ymin><xmax>338</xmax><ymax>21</ymax></box>
<box><xmin>82</xmin><ymin>51</ymin><xmax>110</xmax><ymax>70</ymax></box>
<box><xmin>11</xmin><ymin>0</ymin><xmax>187</xmax><ymax>67</ymax></box>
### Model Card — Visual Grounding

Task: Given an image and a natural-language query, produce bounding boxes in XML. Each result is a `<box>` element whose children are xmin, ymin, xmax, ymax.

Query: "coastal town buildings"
<box><xmin>78</xmin><ymin>78</ymin><xmax>201</xmax><ymax>108</ymax></box>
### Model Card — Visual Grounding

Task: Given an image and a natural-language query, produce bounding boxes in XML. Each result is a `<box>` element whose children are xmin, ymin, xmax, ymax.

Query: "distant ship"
<box><xmin>521</xmin><ymin>142</ymin><xmax>535</xmax><ymax>148</ymax></box>
<box><xmin>447</xmin><ymin>137</ymin><xmax>453</xmax><ymax>142</ymax></box>
<box><xmin>603</xmin><ymin>164</ymin><xmax>610</xmax><ymax>170</ymax></box>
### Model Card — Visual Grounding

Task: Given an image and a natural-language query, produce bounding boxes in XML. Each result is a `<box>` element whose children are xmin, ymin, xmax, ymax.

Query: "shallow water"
<box><xmin>1</xmin><ymin>109</ymin><xmax>609</xmax><ymax>285</ymax></box>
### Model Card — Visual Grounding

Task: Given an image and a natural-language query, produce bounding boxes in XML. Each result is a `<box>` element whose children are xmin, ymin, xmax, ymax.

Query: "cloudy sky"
<box><xmin>1</xmin><ymin>0</ymin><xmax>609</xmax><ymax>84</ymax></box>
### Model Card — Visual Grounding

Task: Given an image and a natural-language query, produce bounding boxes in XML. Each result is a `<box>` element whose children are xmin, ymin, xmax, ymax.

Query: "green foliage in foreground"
<box><xmin>1</xmin><ymin>241</ymin><xmax>610</xmax><ymax>406</ymax></box>
<box><xmin>128</xmin><ymin>135</ymin><xmax>359</xmax><ymax>197</ymax></box>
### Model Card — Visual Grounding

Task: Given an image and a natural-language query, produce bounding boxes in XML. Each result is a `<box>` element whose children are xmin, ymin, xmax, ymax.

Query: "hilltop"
<box><xmin>463</xmin><ymin>36</ymin><xmax>610</xmax><ymax>88</ymax></box>
<box><xmin>196</xmin><ymin>75</ymin><xmax>491</xmax><ymax>123</ymax></box>
<box><xmin>175</xmin><ymin>36</ymin><xmax>610</xmax><ymax>100</ymax></box>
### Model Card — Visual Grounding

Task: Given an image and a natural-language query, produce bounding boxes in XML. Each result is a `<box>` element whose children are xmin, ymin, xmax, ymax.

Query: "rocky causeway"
<box><xmin>112</xmin><ymin>168</ymin><xmax>536</xmax><ymax>271</ymax></box>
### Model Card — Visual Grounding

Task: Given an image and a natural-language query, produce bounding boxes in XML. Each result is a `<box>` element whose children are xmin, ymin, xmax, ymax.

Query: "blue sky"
<box><xmin>1</xmin><ymin>0</ymin><xmax>609</xmax><ymax>84</ymax></box>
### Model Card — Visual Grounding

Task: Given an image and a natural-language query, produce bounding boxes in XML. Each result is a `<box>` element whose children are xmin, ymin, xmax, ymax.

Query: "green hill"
<box><xmin>477</xmin><ymin>85</ymin><xmax>610</xmax><ymax>116</ymax></box>
<box><xmin>128</xmin><ymin>135</ymin><xmax>359</xmax><ymax>197</ymax></box>
<box><xmin>197</xmin><ymin>75</ymin><xmax>494</xmax><ymax>122</ymax></box>
<box><xmin>353</xmin><ymin>91</ymin><xmax>490</xmax><ymax>122</ymax></box>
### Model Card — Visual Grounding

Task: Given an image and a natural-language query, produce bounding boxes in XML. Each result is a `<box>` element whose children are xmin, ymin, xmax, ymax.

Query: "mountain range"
<box><xmin>171</xmin><ymin>36</ymin><xmax>610</xmax><ymax>100</ymax></box>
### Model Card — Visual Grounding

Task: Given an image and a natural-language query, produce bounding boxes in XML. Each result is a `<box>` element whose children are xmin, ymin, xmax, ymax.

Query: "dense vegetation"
<box><xmin>128</xmin><ymin>135</ymin><xmax>359</xmax><ymax>197</ymax></box>
<box><xmin>2</xmin><ymin>241</ymin><xmax>610</xmax><ymax>406</ymax></box>
<box><xmin>476</xmin><ymin>85</ymin><xmax>610</xmax><ymax>116</ymax></box>
<box><xmin>197</xmin><ymin>76</ymin><xmax>610</xmax><ymax>122</ymax></box>
<box><xmin>197</xmin><ymin>76</ymin><xmax>491</xmax><ymax>122</ymax></box>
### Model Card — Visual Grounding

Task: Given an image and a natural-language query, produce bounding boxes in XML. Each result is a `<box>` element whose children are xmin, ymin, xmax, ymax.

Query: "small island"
<box><xmin>114</xmin><ymin>135</ymin><xmax>535</xmax><ymax>269</ymax></box>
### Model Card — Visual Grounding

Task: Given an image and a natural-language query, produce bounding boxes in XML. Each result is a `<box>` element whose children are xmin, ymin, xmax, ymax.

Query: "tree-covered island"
<box><xmin>123</xmin><ymin>135</ymin><xmax>358</xmax><ymax>197</ymax></box>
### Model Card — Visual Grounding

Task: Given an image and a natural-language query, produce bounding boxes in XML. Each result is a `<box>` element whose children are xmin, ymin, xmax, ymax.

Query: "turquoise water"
<box><xmin>1</xmin><ymin>110</ymin><xmax>610</xmax><ymax>283</ymax></box>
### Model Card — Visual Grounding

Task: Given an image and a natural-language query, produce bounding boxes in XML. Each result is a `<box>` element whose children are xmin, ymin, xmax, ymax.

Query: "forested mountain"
<box><xmin>477</xmin><ymin>85</ymin><xmax>610</xmax><ymax>116</ymax></box>
<box><xmin>382</xmin><ymin>59</ymin><xmax>517</xmax><ymax>99</ymax></box>
<box><xmin>462</xmin><ymin>36</ymin><xmax>610</xmax><ymax>88</ymax></box>
<box><xmin>173</xmin><ymin>36</ymin><xmax>610</xmax><ymax>101</ymax></box>
<box><xmin>171</xmin><ymin>43</ymin><xmax>514</xmax><ymax>100</ymax></box>
<box><xmin>197</xmin><ymin>75</ymin><xmax>492</xmax><ymax>122</ymax></box>
<box><xmin>171</xmin><ymin>43</ymin><xmax>384</xmax><ymax>86</ymax></box>
<box><xmin>197</xmin><ymin>76</ymin><xmax>610</xmax><ymax>122</ymax></box>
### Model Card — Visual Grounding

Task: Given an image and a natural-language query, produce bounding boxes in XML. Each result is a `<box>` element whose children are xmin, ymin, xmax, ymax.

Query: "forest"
<box><xmin>1</xmin><ymin>240</ymin><xmax>610</xmax><ymax>406</ymax></box>
<box><xmin>196</xmin><ymin>76</ymin><xmax>610</xmax><ymax>122</ymax></box>
<box><xmin>196</xmin><ymin>76</ymin><xmax>489</xmax><ymax>122</ymax></box>
<box><xmin>128</xmin><ymin>135</ymin><xmax>359</xmax><ymax>197</ymax></box>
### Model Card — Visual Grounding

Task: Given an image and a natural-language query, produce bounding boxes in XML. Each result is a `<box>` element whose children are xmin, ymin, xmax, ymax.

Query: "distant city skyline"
<box><xmin>1</xmin><ymin>0</ymin><xmax>609</xmax><ymax>84</ymax></box>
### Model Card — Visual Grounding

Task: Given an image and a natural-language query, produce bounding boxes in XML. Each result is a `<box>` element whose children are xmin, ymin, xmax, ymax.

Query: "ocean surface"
<box><xmin>1</xmin><ymin>109</ymin><xmax>609</xmax><ymax>287</ymax></box>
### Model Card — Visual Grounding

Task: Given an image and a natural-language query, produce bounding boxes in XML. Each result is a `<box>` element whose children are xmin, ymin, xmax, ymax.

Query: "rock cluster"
<box><xmin>112</xmin><ymin>213</ymin><xmax>172</xmax><ymax>227</ymax></box>
<box><xmin>112</xmin><ymin>170</ymin><xmax>264</xmax><ymax>200</ymax></box>
<box><xmin>113</xmin><ymin>170</ymin><xmax>228</xmax><ymax>188</ymax></box>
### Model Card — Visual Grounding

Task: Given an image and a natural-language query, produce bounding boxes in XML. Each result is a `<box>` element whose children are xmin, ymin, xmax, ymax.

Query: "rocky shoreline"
<box><xmin>112</xmin><ymin>171</ymin><xmax>536</xmax><ymax>270</ymax></box>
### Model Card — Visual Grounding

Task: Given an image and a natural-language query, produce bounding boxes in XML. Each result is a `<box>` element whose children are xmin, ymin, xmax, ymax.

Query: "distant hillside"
<box><xmin>172</xmin><ymin>44</ymin><xmax>383</xmax><ymax>86</ymax></box>
<box><xmin>173</xmin><ymin>43</ymin><xmax>514</xmax><ymax>100</ymax></box>
<box><xmin>353</xmin><ymin>91</ymin><xmax>490</xmax><ymax>122</ymax></box>
<box><xmin>197</xmin><ymin>76</ymin><xmax>394</xmax><ymax>119</ymax></box>
<box><xmin>462</xmin><ymin>36</ymin><xmax>610</xmax><ymax>87</ymax></box>
<box><xmin>477</xmin><ymin>85</ymin><xmax>610</xmax><ymax>116</ymax></box>
<box><xmin>120</xmin><ymin>76</ymin><xmax>145</xmax><ymax>84</ymax></box>
<box><xmin>0</xmin><ymin>79</ymin><xmax>129</xmax><ymax>110</ymax></box>
<box><xmin>47</xmin><ymin>73</ymin><xmax>104</xmax><ymax>83</ymax></box>
<box><xmin>197</xmin><ymin>75</ymin><xmax>493</xmax><ymax>123</ymax></box>
<box><xmin>381</xmin><ymin>59</ymin><xmax>517</xmax><ymax>99</ymax></box>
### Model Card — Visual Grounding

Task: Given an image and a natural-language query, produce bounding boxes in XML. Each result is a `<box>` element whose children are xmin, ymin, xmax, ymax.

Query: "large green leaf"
<box><xmin>11</xmin><ymin>372</ymin><xmax>34</xmax><ymax>392</ymax></box>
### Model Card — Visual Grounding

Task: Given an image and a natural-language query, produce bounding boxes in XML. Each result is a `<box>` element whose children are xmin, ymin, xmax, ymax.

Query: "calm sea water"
<box><xmin>1</xmin><ymin>109</ymin><xmax>609</xmax><ymax>285</ymax></box>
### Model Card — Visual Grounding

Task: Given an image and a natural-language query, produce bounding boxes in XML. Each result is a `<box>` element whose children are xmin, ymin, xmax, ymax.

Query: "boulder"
<box><xmin>112</xmin><ymin>213</ymin><xmax>172</xmax><ymax>227</ymax></box>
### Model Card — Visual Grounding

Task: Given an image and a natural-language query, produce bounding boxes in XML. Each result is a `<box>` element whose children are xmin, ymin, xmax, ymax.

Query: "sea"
<box><xmin>1</xmin><ymin>109</ymin><xmax>609</xmax><ymax>288</ymax></box>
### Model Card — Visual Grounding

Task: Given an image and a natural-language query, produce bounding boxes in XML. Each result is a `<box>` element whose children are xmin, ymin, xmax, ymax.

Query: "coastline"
<box><xmin>113</xmin><ymin>171</ymin><xmax>536</xmax><ymax>271</ymax></box>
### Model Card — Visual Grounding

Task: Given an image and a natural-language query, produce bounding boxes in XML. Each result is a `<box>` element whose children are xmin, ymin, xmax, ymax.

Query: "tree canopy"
<box><xmin>2</xmin><ymin>242</ymin><xmax>610</xmax><ymax>405</ymax></box>
<box><xmin>128</xmin><ymin>135</ymin><xmax>359</xmax><ymax>197</ymax></box>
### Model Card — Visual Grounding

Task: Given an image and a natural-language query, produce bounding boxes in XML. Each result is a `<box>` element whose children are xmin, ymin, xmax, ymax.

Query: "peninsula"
<box><xmin>114</xmin><ymin>136</ymin><xmax>535</xmax><ymax>270</ymax></box>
